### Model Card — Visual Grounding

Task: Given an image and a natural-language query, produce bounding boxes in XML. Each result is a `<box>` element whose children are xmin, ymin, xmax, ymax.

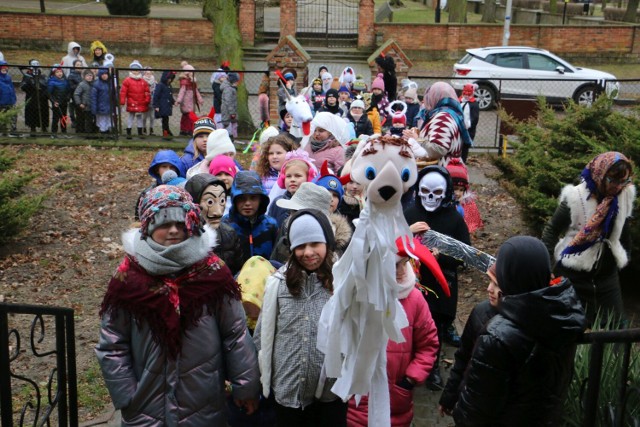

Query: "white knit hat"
<box><xmin>205</xmin><ymin>129</ymin><xmax>236</xmax><ymax>161</ymax></box>
<box><xmin>350</xmin><ymin>99</ymin><xmax>365</xmax><ymax>110</ymax></box>
<box><xmin>259</xmin><ymin>126</ymin><xmax>280</xmax><ymax>145</ymax></box>
<box><xmin>129</xmin><ymin>60</ymin><xmax>142</xmax><ymax>70</ymax></box>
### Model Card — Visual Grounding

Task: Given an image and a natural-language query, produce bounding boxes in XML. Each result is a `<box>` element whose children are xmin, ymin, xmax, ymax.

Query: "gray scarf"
<box><xmin>133</xmin><ymin>231</ymin><xmax>210</xmax><ymax>275</ymax></box>
<box><xmin>310</xmin><ymin>136</ymin><xmax>332</xmax><ymax>152</ymax></box>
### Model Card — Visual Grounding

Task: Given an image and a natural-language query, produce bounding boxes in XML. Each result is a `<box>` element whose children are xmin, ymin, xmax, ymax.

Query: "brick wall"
<box><xmin>358</xmin><ymin>0</ymin><xmax>376</xmax><ymax>48</ymax></box>
<box><xmin>374</xmin><ymin>23</ymin><xmax>640</xmax><ymax>61</ymax></box>
<box><xmin>239</xmin><ymin>0</ymin><xmax>256</xmax><ymax>47</ymax></box>
<box><xmin>0</xmin><ymin>12</ymin><xmax>214</xmax><ymax>58</ymax></box>
<box><xmin>280</xmin><ymin>0</ymin><xmax>296</xmax><ymax>39</ymax></box>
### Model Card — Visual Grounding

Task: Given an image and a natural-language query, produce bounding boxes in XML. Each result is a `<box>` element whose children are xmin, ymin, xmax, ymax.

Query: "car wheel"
<box><xmin>475</xmin><ymin>84</ymin><xmax>496</xmax><ymax>111</ymax></box>
<box><xmin>573</xmin><ymin>85</ymin><xmax>598</xmax><ymax>107</ymax></box>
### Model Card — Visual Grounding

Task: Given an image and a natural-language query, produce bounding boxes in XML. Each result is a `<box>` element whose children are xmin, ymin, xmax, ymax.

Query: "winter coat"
<box><xmin>404</xmin><ymin>165</ymin><xmax>470</xmax><ymax>319</ymax></box>
<box><xmin>216</xmin><ymin>222</ymin><xmax>244</xmax><ymax>276</ymax></box>
<box><xmin>347</xmin><ymin>283</ymin><xmax>439</xmax><ymax>427</ymax></box>
<box><xmin>96</xmin><ymin>231</ymin><xmax>260</xmax><ymax>427</ymax></box>
<box><xmin>346</xmin><ymin>112</ymin><xmax>374</xmax><ymax>137</ymax></box>
<box><xmin>73</xmin><ymin>80</ymin><xmax>93</xmax><ymax>108</ymax></box>
<box><xmin>47</xmin><ymin>75</ymin><xmax>71</xmax><ymax>105</ymax></box>
<box><xmin>21</xmin><ymin>71</ymin><xmax>49</xmax><ymax>128</ymax></box>
<box><xmin>177</xmin><ymin>77</ymin><xmax>203</xmax><ymax>114</ymax></box>
<box><xmin>303</xmin><ymin>139</ymin><xmax>345</xmax><ymax>174</ymax></box>
<box><xmin>212</xmin><ymin>80</ymin><xmax>223</xmax><ymax>113</ymax></box>
<box><xmin>147</xmin><ymin>149</ymin><xmax>186</xmax><ymax>184</ymax></box>
<box><xmin>153</xmin><ymin>71</ymin><xmax>175</xmax><ymax>118</ymax></box>
<box><xmin>405</xmin><ymin>102</ymin><xmax>420</xmax><ymax>129</ymax></box>
<box><xmin>367</xmin><ymin>108</ymin><xmax>382</xmax><ymax>135</ymax></box>
<box><xmin>60</xmin><ymin>41</ymin><xmax>87</xmax><ymax>77</ymax></box>
<box><xmin>0</xmin><ymin>71</ymin><xmax>16</xmax><ymax>106</ymax></box>
<box><xmin>120</xmin><ymin>75</ymin><xmax>150</xmax><ymax>113</ymax></box>
<box><xmin>459</xmin><ymin>97</ymin><xmax>480</xmax><ymax>140</ymax></box>
<box><xmin>261</xmin><ymin>168</ymin><xmax>279</xmax><ymax>196</ymax></box>
<box><xmin>91</xmin><ymin>70</ymin><xmax>112</xmax><ymax>115</ymax></box>
<box><xmin>222</xmin><ymin>172</ymin><xmax>279</xmax><ymax>265</ymax></box>
<box><xmin>439</xmin><ymin>300</ymin><xmax>498</xmax><ymax>413</ymax></box>
<box><xmin>267</xmin><ymin>191</ymin><xmax>293</xmax><ymax>229</ymax></box>
<box><xmin>179</xmin><ymin>139</ymin><xmax>204</xmax><ymax>173</ymax></box>
<box><xmin>220</xmin><ymin>80</ymin><xmax>238</xmax><ymax>123</ymax></box>
<box><xmin>452</xmin><ymin>280</ymin><xmax>586</xmax><ymax>426</ymax></box>
<box><xmin>67</xmin><ymin>70</ymin><xmax>83</xmax><ymax>96</ymax></box>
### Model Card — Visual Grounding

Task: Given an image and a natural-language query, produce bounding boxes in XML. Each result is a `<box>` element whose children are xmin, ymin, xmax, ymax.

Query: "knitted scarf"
<box><xmin>423</xmin><ymin>97</ymin><xmax>473</xmax><ymax>147</ymax></box>
<box><xmin>100</xmin><ymin>253</ymin><xmax>241</xmax><ymax>360</ymax></box>
<box><xmin>561</xmin><ymin>152</ymin><xmax>631</xmax><ymax>257</ymax></box>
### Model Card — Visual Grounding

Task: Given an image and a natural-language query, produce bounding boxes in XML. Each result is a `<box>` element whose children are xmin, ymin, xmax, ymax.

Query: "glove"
<box><xmin>230</xmin><ymin>114</ymin><xmax>237</xmax><ymax>123</ymax></box>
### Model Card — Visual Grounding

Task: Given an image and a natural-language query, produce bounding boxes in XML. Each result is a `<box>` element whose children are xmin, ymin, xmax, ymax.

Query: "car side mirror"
<box><xmin>556</xmin><ymin>66</ymin><xmax>565</xmax><ymax>75</ymax></box>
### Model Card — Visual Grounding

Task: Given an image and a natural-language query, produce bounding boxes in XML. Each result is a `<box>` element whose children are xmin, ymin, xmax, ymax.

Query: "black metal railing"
<box><xmin>0</xmin><ymin>303</ymin><xmax>78</xmax><ymax>427</ymax></box>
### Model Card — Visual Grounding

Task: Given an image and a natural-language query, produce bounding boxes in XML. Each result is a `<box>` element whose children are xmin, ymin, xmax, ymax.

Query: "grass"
<box><xmin>375</xmin><ymin>0</ymin><xmax>485</xmax><ymax>23</ymax></box>
<box><xmin>76</xmin><ymin>361</ymin><xmax>111</xmax><ymax>419</ymax></box>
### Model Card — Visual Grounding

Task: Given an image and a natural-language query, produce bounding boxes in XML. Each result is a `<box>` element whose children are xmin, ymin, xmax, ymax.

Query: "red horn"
<box><xmin>207</xmin><ymin>106</ymin><xmax>215</xmax><ymax>119</ymax></box>
<box><xmin>320</xmin><ymin>160</ymin><xmax>330</xmax><ymax>177</ymax></box>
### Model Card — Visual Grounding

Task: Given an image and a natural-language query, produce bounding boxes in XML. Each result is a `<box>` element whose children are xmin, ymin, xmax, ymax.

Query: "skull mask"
<box><xmin>419</xmin><ymin>172</ymin><xmax>447</xmax><ymax>212</ymax></box>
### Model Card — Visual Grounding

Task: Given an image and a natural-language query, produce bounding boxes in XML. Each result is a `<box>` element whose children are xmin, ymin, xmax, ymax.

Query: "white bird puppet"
<box><xmin>317</xmin><ymin>134</ymin><xmax>418</xmax><ymax>427</ymax></box>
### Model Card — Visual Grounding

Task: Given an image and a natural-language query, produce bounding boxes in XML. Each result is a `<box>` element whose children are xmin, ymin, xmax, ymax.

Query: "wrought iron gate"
<box><xmin>0</xmin><ymin>303</ymin><xmax>78</xmax><ymax>427</ymax></box>
<box><xmin>296</xmin><ymin>0</ymin><xmax>359</xmax><ymax>47</ymax></box>
<box><xmin>255</xmin><ymin>0</ymin><xmax>266</xmax><ymax>35</ymax></box>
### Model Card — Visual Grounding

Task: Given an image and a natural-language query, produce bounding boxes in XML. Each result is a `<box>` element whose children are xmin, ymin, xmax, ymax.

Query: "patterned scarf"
<box><xmin>561</xmin><ymin>151</ymin><xmax>632</xmax><ymax>257</ymax></box>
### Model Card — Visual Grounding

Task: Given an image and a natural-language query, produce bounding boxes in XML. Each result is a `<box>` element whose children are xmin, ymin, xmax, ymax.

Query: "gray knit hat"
<box><xmin>289</xmin><ymin>213</ymin><xmax>327</xmax><ymax>250</ymax></box>
<box><xmin>147</xmin><ymin>206</ymin><xmax>187</xmax><ymax>236</ymax></box>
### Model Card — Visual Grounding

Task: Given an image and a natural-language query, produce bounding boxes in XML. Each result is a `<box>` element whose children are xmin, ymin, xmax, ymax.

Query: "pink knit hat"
<box><xmin>209</xmin><ymin>155</ymin><xmax>237</xmax><ymax>178</ymax></box>
<box><xmin>371</xmin><ymin>73</ymin><xmax>385</xmax><ymax>91</ymax></box>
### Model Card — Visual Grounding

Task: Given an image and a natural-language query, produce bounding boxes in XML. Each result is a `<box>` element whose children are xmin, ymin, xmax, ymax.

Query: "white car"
<box><xmin>452</xmin><ymin>46</ymin><xmax>619</xmax><ymax>110</ymax></box>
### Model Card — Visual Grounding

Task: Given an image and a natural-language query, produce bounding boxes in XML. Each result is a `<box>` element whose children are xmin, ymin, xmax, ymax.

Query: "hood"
<box><xmin>572</xmin><ymin>67</ymin><xmax>617</xmax><ymax>80</ymax></box>
<box><xmin>90</xmin><ymin>40</ymin><xmax>107</xmax><ymax>55</ymax></box>
<box><xmin>97</xmin><ymin>68</ymin><xmax>109</xmax><ymax>78</ymax></box>
<box><xmin>499</xmin><ymin>280</ymin><xmax>586</xmax><ymax>348</ymax></box>
<box><xmin>309</xmin><ymin>111</ymin><xmax>350</xmax><ymax>146</ymax></box>
<box><xmin>413</xmin><ymin>165</ymin><xmax>455</xmax><ymax>211</ymax></box>
<box><xmin>160</xmin><ymin>70</ymin><xmax>175</xmax><ymax>85</ymax></box>
<box><xmin>67</xmin><ymin>41</ymin><xmax>81</xmax><ymax>55</ymax></box>
<box><xmin>229</xmin><ymin>171</ymin><xmax>270</xmax><ymax>217</ymax></box>
<box><xmin>148</xmin><ymin>150</ymin><xmax>185</xmax><ymax>184</ymax></box>
<box><xmin>220</xmin><ymin>79</ymin><xmax>234</xmax><ymax>91</ymax></box>
<box><xmin>495</xmin><ymin>236</ymin><xmax>551</xmax><ymax>296</ymax></box>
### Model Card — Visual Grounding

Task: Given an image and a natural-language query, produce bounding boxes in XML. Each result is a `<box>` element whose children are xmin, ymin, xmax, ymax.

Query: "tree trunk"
<box><xmin>623</xmin><ymin>0</ymin><xmax>639</xmax><ymax>22</ymax></box>
<box><xmin>202</xmin><ymin>0</ymin><xmax>254</xmax><ymax>135</ymax></box>
<box><xmin>481</xmin><ymin>0</ymin><xmax>497</xmax><ymax>22</ymax></box>
<box><xmin>549</xmin><ymin>0</ymin><xmax>557</xmax><ymax>14</ymax></box>
<box><xmin>448</xmin><ymin>0</ymin><xmax>468</xmax><ymax>22</ymax></box>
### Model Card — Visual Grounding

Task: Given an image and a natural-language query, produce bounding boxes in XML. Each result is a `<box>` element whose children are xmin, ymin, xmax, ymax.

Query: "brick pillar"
<box><xmin>359</xmin><ymin>0</ymin><xmax>376</xmax><ymax>49</ymax></box>
<box><xmin>280</xmin><ymin>0</ymin><xmax>297</xmax><ymax>39</ymax></box>
<box><xmin>239</xmin><ymin>0</ymin><xmax>255</xmax><ymax>46</ymax></box>
<box><xmin>266</xmin><ymin>36</ymin><xmax>310</xmax><ymax>120</ymax></box>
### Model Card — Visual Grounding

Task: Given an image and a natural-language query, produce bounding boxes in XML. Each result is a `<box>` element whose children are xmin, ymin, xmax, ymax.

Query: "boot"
<box><xmin>425</xmin><ymin>347</ymin><xmax>443</xmax><ymax>391</ymax></box>
<box><xmin>138</xmin><ymin>127</ymin><xmax>144</xmax><ymax>139</ymax></box>
<box><xmin>149</xmin><ymin>127</ymin><xmax>155</xmax><ymax>136</ymax></box>
<box><xmin>126</xmin><ymin>128</ymin><xmax>132</xmax><ymax>140</ymax></box>
<box><xmin>162</xmin><ymin>129</ymin><xmax>171</xmax><ymax>140</ymax></box>
<box><xmin>445</xmin><ymin>324</ymin><xmax>461</xmax><ymax>348</ymax></box>
<box><xmin>142</xmin><ymin>127</ymin><xmax>147</xmax><ymax>135</ymax></box>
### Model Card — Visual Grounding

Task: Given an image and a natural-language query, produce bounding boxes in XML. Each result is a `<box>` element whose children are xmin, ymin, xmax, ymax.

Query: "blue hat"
<box><xmin>314</xmin><ymin>175</ymin><xmax>344</xmax><ymax>200</ymax></box>
<box><xmin>284</xmin><ymin>72</ymin><xmax>295</xmax><ymax>81</ymax></box>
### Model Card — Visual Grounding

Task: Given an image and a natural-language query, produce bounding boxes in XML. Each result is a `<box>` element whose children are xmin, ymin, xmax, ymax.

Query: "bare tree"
<box><xmin>623</xmin><ymin>0</ymin><xmax>639</xmax><ymax>22</ymax></box>
<box><xmin>482</xmin><ymin>0</ymin><xmax>498</xmax><ymax>22</ymax></box>
<box><xmin>448</xmin><ymin>0</ymin><xmax>468</xmax><ymax>22</ymax></box>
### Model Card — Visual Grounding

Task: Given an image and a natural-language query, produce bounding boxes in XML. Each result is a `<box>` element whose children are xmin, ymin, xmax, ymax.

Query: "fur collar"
<box><xmin>330</xmin><ymin>212</ymin><xmax>353</xmax><ymax>251</ymax></box>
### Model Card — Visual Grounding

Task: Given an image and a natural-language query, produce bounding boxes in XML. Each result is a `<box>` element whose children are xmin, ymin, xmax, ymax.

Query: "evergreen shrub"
<box><xmin>105</xmin><ymin>0</ymin><xmax>152</xmax><ymax>16</ymax></box>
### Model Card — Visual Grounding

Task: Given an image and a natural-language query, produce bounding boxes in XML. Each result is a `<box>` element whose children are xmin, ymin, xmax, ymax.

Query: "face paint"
<box><xmin>199</xmin><ymin>184</ymin><xmax>226</xmax><ymax>228</ymax></box>
<box><xmin>419</xmin><ymin>172</ymin><xmax>447</xmax><ymax>212</ymax></box>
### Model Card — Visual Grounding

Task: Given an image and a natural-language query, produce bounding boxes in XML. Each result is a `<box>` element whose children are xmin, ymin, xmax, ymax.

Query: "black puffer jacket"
<box><xmin>452</xmin><ymin>279</ymin><xmax>586</xmax><ymax>426</ymax></box>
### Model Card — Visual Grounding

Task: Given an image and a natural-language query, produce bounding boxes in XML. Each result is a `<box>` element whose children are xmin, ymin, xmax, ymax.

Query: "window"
<box><xmin>527</xmin><ymin>53</ymin><xmax>565</xmax><ymax>72</ymax></box>
<box><xmin>495</xmin><ymin>53</ymin><xmax>525</xmax><ymax>69</ymax></box>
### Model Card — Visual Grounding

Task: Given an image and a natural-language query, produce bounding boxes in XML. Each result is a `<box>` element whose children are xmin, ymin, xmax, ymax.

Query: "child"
<box><xmin>446</xmin><ymin>158</ymin><xmax>484</xmax><ymax>234</ymax></box>
<box><xmin>347</xmin><ymin>239</ymin><xmax>439</xmax><ymax>427</ymax></box>
<box><xmin>250</xmin><ymin>125</ymin><xmax>281</xmax><ymax>173</ymax></box>
<box><xmin>268</xmin><ymin>150</ymin><xmax>318</xmax><ymax>228</ymax></box>
<box><xmin>209</xmin><ymin>154</ymin><xmax>237</xmax><ymax>195</ymax></box>
<box><xmin>176</xmin><ymin>63</ymin><xmax>203</xmax><ymax>135</ymax></box>
<box><xmin>371</xmin><ymin>74</ymin><xmax>390</xmax><ymax>126</ymax></box>
<box><xmin>318</xmin><ymin>88</ymin><xmax>343</xmax><ymax>117</ymax></box>
<box><xmin>186</xmin><ymin>127</ymin><xmax>240</xmax><ymax>179</ymax></box>
<box><xmin>309</xmin><ymin>77</ymin><xmax>325</xmax><ymax>115</ymax></box>
<box><xmin>337</xmin><ymin>177</ymin><xmax>364</xmax><ymax>230</ymax></box>
<box><xmin>458</xmin><ymin>83</ymin><xmax>480</xmax><ymax>163</ymax></box>
<box><xmin>48</xmin><ymin>65</ymin><xmax>72</xmax><ymax>138</ymax></box>
<box><xmin>135</xmin><ymin>149</ymin><xmax>186</xmax><ymax>220</ymax></box>
<box><xmin>221</xmin><ymin>72</ymin><xmax>239</xmax><ymax>139</ymax></box>
<box><xmin>361</xmin><ymin>92</ymin><xmax>382</xmax><ymax>135</ymax></box>
<box><xmin>142</xmin><ymin>67</ymin><xmax>157</xmax><ymax>135</ymax></box>
<box><xmin>277</xmin><ymin>71</ymin><xmax>297</xmax><ymax>117</ymax></box>
<box><xmin>153</xmin><ymin>70</ymin><xmax>177</xmax><ymax>138</ymax></box>
<box><xmin>253</xmin><ymin>209</ymin><xmax>347</xmax><ymax>426</ymax></box>
<box><xmin>72</xmin><ymin>69</ymin><xmax>95</xmax><ymax>134</ymax></box>
<box><xmin>185</xmin><ymin>173</ymin><xmax>244</xmax><ymax>275</ymax></box>
<box><xmin>20</xmin><ymin>59</ymin><xmax>49</xmax><ymax>133</ymax></box>
<box><xmin>67</xmin><ymin>59</ymin><xmax>84</xmax><ymax>128</ymax></box>
<box><xmin>96</xmin><ymin>185</ymin><xmax>260</xmax><ymax>425</ymax></box>
<box><xmin>303</xmin><ymin>111</ymin><xmax>348</xmax><ymax>173</ymax></box>
<box><xmin>222</xmin><ymin>171</ymin><xmax>279</xmax><ymax>266</ymax></box>
<box><xmin>338</xmin><ymin>85</ymin><xmax>352</xmax><ymax>113</ymax></box>
<box><xmin>0</xmin><ymin>61</ymin><xmax>17</xmax><ymax>136</ymax></box>
<box><xmin>387</xmin><ymin>100</ymin><xmax>407</xmax><ymax>137</ymax></box>
<box><xmin>91</xmin><ymin>68</ymin><xmax>112</xmax><ymax>134</ymax></box>
<box><xmin>210</xmin><ymin>69</ymin><xmax>227</xmax><ymax>126</ymax></box>
<box><xmin>403</xmin><ymin>87</ymin><xmax>420</xmax><ymax>129</ymax></box>
<box><xmin>254</xmin><ymin>133</ymin><xmax>295</xmax><ymax>194</ymax></box>
<box><xmin>179</xmin><ymin>115</ymin><xmax>216</xmax><ymax>172</ymax></box>
<box><xmin>120</xmin><ymin>60</ymin><xmax>150</xmax><ymax>139</ymax></box>
<box><xmin>345</xmin><ymin>98</ymin><xmax>373</xmax><ymax>138</ymax></box>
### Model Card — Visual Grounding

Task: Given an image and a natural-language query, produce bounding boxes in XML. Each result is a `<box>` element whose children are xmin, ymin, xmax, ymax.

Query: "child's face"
<box><xmin>156</xmin><ymin>163</ymin><xmax>178</xmax><ymax>178</ymax></box>
<box><xmin>294</xmin><ymin>242</ymin><xmax>327</xmax><ymax>271</ymax></box>
<box><xmin>372</xmin><ymin>88</ymin><xmax>383</xmax><ymax>96</ymax></box>
<box><xmin>313</xmin><ymin>83</ymin><xmax>322</xmax><ymax>92</ymax></box>
<box><xmin>345</xmin><ymin>181</ymin><xmax>363</xmax><ymax>197</ymax></box>
<box><xmin>392</xmin><ymin>123</ymin><xmax>405</xmax><ymax>129</ymax></box>
<box><xmin>151</xmin><ymin>221</ymin><xmax>187</xmax><ymax>246</ymax></box>
<box><xmin>74</xmin><ymin>60</ymin><xmax>83</xmax><ymax>69</ymax></box>
<box><xmin>339</xmin><ymin>92</ymin><xmax>350</xmax><ymax>102</ymax></box>
<box><xmin>54</xmin><ymin>69</ymin><xmax>64</xmax><ymax>79</ymax></box>
<box><xmin>194</xmin><ymin>134</ymin><xmax>208</xmax><ymax>153</ymax></box>
<box><xmin>284</xmin><ymin>163</ymin><xmax>308</xmax><ymax>194</ymax></box>
<box><xmin>329</xmin><ymin>193</ymin><xmax>340</xmax><ymax>213</ymax></box>
<box><xmin>453</xmin><ymin>185</ymin><xmax>465</xmax><ymax>201</ymax></box>
<box><xmin>216</xmin><ymin>172</ymin><xmax>234</xmax><ymax>191</ymax></box>
<box><xmin>487</xmin><ymin>277</ymin><xmax>502</xmax><ymax>307</ymax></box>
<box><xmin>0</xmin><ymin>67</ymin><xmax>7</xmax><ymax>75</ymax></box>
<box><xmin>235</xmin><ymin>194</ymin><xmax>261</xmax><ymax>218</ymax></box>
<box><xmin>283</xmin><ymin>113</ymin><xmax>293</xmax><ymax>127</ymax></box>
<box><xmin>199</xmin><ymin>184</ymin><xmax>226</xmax><ymax>228</ymax></box>
<box><xmin>84</xmin><ymin>73</ymin><xmax>94</xmax><ymax>82</ymax></box>
<box><xmin>313</xmin><ymin>126</ymin><xmax>331</xmax><ymax>142</ymax></box>
<box><xmin>326</xmin><ymin>95</ymin><xmax>337</xmax><ymax>106</ymax></box>
<box><xmin>350</xmin><ymin>106</ymin><xmax>363</xmax><ymax>116</ymax></box>
<box><xmin>101</xmin><ymin>73</ymin><xmax>109</xmax><ymax>80</ymax></box>
<box><xmin>404</xmin><ymin>96</ymin><xmax>414</xmax><ymax>104</ymax></box>
<box><xmin>268</xmin><ymin>143</ymin><xmax>287</xmax><ymax>171</ymax></box>
<box><xmin>395</xmin><ymin>258</ymin><xmax>409</xmax><ymax>282</ymax></box>
<box><xmin>144</xmin><ymin>70</ymin><xmax>153</xmax><ymax>78</ymax></box>
<box><xmin>94</xmin><ymin>48</ymin><xmax>103</xmax><ymax>57</ymax></box>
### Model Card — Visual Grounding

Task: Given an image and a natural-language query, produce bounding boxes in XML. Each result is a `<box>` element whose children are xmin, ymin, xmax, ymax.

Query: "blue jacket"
<box><xmin>153</xmin><ymin>71</ymin><xmax>175</xmax><ymax>118</ymax></box>
<box><xmin>0</xmin><ymin>67</ymin><xmax>16</xmax><ymax>106</ymax></box>
<box><xmin>91</xmin><ymin>69</ymin><xmax>112</xmax><ymax>115</ymax></box>
<box><xmin>180</xmin><ymin>139</ymin><xmax>203</xmax><ymax>172</ymax></box>
<box><xmin>47</xmin><ymin>75</ymin><xmax>71</xmax><ymax>104</ymax></box>
<box><xmin>222</xmin><ymin>171</ymin><xmax>278</xmax><ymax>265</ymax></box>
<box><xmin>148</xmin><ymin>150</ymin><xmax>186</xmax><ymax>185</ymax></box>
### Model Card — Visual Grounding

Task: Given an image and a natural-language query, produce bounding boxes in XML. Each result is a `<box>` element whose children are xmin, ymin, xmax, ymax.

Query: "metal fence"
<box><xmin>0</xmin><ymin>303</ymin><xmax>78</xmax><ymax>427</ymax></box>
<box><xmin>1</xmin><ymin>64</ymin><xmax>269</xmax><ymax>140</ymax></box>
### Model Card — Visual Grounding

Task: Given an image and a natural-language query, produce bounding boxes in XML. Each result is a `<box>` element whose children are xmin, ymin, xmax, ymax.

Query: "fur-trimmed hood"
<box><xmin>330</xmin><ymin>212</ymin><xmax>352</xmax><ymax>252</ymax></box>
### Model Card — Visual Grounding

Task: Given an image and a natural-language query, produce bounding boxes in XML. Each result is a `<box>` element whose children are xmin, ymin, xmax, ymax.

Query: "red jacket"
<box><xmin>347</xmin><ymin>280</ymin><xmax>439</xmax><ymax>427</ymax></box>
<box><xmin>120</xmin><ymin>75</ymin><xmax>150</xmax><ymax>113</ymax></box>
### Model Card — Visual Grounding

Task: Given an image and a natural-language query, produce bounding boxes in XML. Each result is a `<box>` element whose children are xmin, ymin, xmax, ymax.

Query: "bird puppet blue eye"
<box><xmin>401</xmin><ymin>168</ymin><xmax>411</xmax><ymax>182</ymax></box>
<box><xmin>365</xmin><ymin>166</ymin><xmax>377</xmax><ymax>180</ymax></box>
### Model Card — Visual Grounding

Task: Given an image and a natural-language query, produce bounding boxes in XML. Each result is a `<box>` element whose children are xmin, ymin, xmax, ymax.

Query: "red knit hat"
<box><xmin>392</xmin><ymin>114</ymin><xmax>406</xmax><ymax>126</ymax></box>
<box><xmin>446</xmin><ymin>158</ymin><xmax>469</xmax><ymax>189</ymax></box>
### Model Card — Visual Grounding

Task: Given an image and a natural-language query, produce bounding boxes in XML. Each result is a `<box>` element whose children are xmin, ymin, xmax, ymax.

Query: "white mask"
<box><xmin>419</xmin><ymin>172</ymin><xmax>447</xmax><ymax>212</ymax></box>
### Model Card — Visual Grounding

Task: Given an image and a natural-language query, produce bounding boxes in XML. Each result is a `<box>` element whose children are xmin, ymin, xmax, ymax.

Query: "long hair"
<box><xmin>285</xmin><ymin>246</ymin><xmax>335</xmax><ymax>297</ymax></box>
<box><xmin>256</xmin><ymin>134</ymin><xmax>295</xmax><ymax>178</ymax></box>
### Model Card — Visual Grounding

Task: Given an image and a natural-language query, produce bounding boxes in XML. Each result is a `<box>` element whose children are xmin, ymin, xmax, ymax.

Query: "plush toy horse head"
<box><xmin>276</xmin><ymin>70</ymin><xmax>313</xmax><ymax>136</ymax></box>
<box><xmin>350</xmin><ymin>135</ymin><xmax>417</xmax><ymax>208</ymax></box>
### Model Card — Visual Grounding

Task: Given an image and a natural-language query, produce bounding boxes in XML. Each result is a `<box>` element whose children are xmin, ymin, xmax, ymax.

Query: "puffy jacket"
<box><xmin>347</xmin><ymin>284</ymin><xmax>439</xmax><ymax>427</ymax></box>
<box><xmin>91</xmin><ymin>69</ymin><xmax>112</xmax><ymax>115</ymax></box>
<box><xmin>303</xmin><ymin>139</ymin><xmax>345</xmax><ymax>174</ymax></box>
<box><xmin>67</xmin><ymin>70</ymin><xmax>83</xmax><ymax>94</ymax></box>
<box><xmin>346</xmin><ymin>112</ymin><xmax>374</xmax><ymax>137</ymax></box>
<box><xmin>47</xmin><ymin>75</ymin><xmax>71</xmax><ymax>105</ymax></box>
<box><xmin>73</xmin><ymin>80</ymin><xmax>93</xmax><ymax>108</ymax></box>
<box><xmin>452</xmin><ymin>280</ymin><xmax>586</xmax><ymax>426</ymax></box>
<box><xmin>222</xmin><ymin>171</ymin><xmax>278</xmax><ymax>265</ymax></box>
<box><xmin>220</xmin><ymin>80</ymin><xmax>237</xmax><ymax>122</ymax></box>
<box><xmin>96</xmin><ymin>233</ymin><xmax>260</xmax><ymax>426</ymax></box>
<box><xmin>120</xmin><ymin>75</ymin><xmax>150</xmax><ymax>113</ymax></box>
<box><xmin>0</xmin><ymin>68</ymin><xmax>16</xmax><ymax>106</ymax></box>
<box><xmin>176</xmin><ymin>77</ymin><xmax>203</xmax><ymax>114</ymax></box>
<box><xmin>216</xmin><ymin>222</ymin><xmax>244</xmax><ymax>276</ymax></box>
<box><xmin>60</xmin><ymin>41</ymin><xmax>87</xmax><ymax>76</ymax></box>
<box><xmin>153</xmin><ymin>70</ymin><xmax>175</xmax><ymax>118</ymax></box>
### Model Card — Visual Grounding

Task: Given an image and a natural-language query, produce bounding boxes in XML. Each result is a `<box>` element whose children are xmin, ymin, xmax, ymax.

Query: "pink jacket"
<box><xmin>347</xmin><ymin>282</ymin><xmax>439</xmax><ymax>427</ymax></box>
<box><xmin>303</xmin><ymin>139</ymin><xmax>345</xmax><ymax>173</ymax></box>
<box><xmin>176</xmin><ymin>78</ymin><xmax>203</xmax><ymax>114</ymax></box>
